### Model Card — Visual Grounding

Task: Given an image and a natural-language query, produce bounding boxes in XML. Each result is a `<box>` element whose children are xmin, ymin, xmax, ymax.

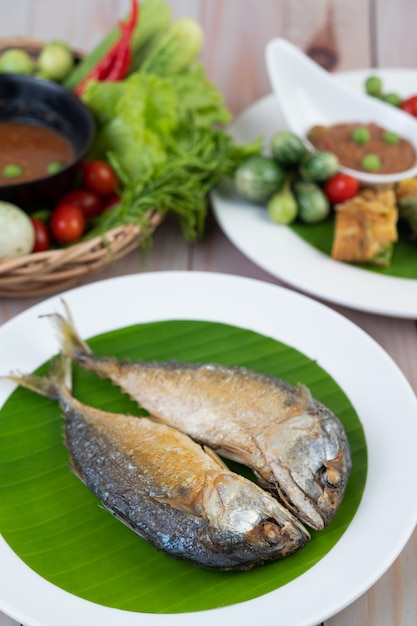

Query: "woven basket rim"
<box><xmin>0</xmin><ymin>223</ymin><xmax>139</xmax><ymax>268</ymax></box>
<box><xmin>0</xmin><ymin>211</ymin><xmax>164</xmax><ymax>298</ymax></box>
<box><xmin>0</xmin><ymin>35</ymin><xmax>85</xmax><ymax>58</ymax></box>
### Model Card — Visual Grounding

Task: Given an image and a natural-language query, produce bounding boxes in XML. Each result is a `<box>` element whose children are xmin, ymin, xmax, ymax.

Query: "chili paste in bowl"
<box><xmin>0</xmin><ymin>74</ymin><xmax>94</xmax><ymax>207</ymax></box>
<box><xmin>308</xmin><ymin>122</ymin><xmax>417</xmax><ymax>175</ymax></box>
<box><xmin>0</xmin><ymin>121</ymin><xmax>74</xmax><ymax>186</ymax></box>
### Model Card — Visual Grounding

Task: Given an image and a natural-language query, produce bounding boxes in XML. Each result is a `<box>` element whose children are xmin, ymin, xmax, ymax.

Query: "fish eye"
<box><xmin>261</xmin><ymin>518</ymin><xmax>283</xmax><ymax>545</ymax></box>
<box><xmin>318</xmin><ymin>465</ymin><xmax>341</xmax><ymax>488</ymax></box>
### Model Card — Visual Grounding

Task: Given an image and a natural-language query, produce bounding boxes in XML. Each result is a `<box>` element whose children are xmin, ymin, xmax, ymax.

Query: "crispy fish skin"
<box><xmin>50</xmin><ymin>305</ymin><xmax>352</xmax><ymax>531</ymax></box>
<box><xmin>9</xmin><ymin>361</ymin><xmax>309</xmax><ymax>571</ymax></box>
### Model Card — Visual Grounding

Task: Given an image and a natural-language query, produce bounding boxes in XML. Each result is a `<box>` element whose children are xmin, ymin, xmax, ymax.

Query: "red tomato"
<box><xmin>82</xmin><ymin>160</ymin><xmax>118</xmax><ymax>197</ymax></box>
<box><xmin>31</xmin><ymin>217</ymin><xmax>50</xmax><ymax>253</ymax></box>
<box><xmin>324</xmin><ymin>173</ymin><xmax>359</xmax><ymax>204</ymax></box>
<box><xmin>58</xmin><ymin>189</ymin><xmax>103</xmax><ymax>218</ymax></box>
<box><xmin>50</xmin><ymin>204</ymin><xmax>86</xmax><ymax>244</ymax></box>
<box><xmin>399</xmin><ymin>95</ymin><xmax>417</xmax><ymax>117</ymax></box>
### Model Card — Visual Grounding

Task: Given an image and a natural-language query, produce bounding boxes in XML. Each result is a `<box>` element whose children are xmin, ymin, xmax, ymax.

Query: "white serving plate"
<box><xmin>0</xmin><ymin>271</ymin><xmax>417</xmax><ymax>626</ymax></box>
<box><xmin>211</xmin><ymin>68</ymin><xmax>417</xmax><ymax>318</ymax></box>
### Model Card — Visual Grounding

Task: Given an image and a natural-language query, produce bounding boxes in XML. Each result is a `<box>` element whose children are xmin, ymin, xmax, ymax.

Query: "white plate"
<box><xmin>211</xmin><ymin>68</ymin><xmax>417</xmax><ymax>318</ymax></box>
<box><xmin>1</xmin><ymin>271</ymin><xmax>417</xmax><ymax>626</ymax></box>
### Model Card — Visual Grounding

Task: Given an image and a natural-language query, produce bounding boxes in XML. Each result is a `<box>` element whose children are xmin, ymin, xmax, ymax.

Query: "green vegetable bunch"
<box><xmin>233</xmin><ymin>131</ymin><xmax>340</xmax><ymax>226</ymax></box>
<box><xmin>74</xmin><ymin>0</ymin><xmax>261</xmax><ymax>244</ymax></box>
<box><xmin>0</xmin><ymin>0</ymin><xmax>263</xmax><ymax>250</ymax></box>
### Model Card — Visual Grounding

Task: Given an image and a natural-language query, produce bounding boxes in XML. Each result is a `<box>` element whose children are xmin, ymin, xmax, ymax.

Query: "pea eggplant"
<box><xmin>267</xmin><ymin>178</ymin><xmax>298</xmax><ymax>224</ymax></box>
<box><xmin>270</xmin><ymin>131</ymin><xmax>307</xmax><ymax>167</ymax></box>
<box><xmin>293</xmin><ymin>180</ymin><xmax>330</xmax><ymax>224</ymax></box>
<box><xmin>233</xmin><ymin>155</ymin><xmax>285</xmax><ymax>204</ymax></box>
<box><xmin>232</xmin><ymin>132</ymin><xmax>342</xmax><ymax>227</ymax></box>
<box><xmin>299</xmin><ymin>151</ymin><xmax>339</xmax><ymax>182</ymax></box>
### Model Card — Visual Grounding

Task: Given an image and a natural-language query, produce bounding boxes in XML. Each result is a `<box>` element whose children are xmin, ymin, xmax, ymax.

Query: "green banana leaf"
<box><xmin>291</xmin><ymin>219</ymin><xmax>417</xmax><ymax>277</ymax></box>
<box><xmin>0</xmin><ymin>320</ymin><xmax>366</xmax><ymax>614</ymax></box>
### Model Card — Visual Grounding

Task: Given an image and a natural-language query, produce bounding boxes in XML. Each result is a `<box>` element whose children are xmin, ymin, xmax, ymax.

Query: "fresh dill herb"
<box><xmin>84</xmin><ymin>126</ymin><xmax>262</xmax><ymax>245</ymax></box>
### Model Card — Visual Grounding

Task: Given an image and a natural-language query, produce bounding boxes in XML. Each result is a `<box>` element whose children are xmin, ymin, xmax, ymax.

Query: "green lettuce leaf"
<box><xmin>82</xmin><ymin>64</ymin><xmax>235</xmax><ymax>187</ymax></box>
<box><xmin>166</xmin><ymin>64</ymin><xmax>232</xmax><ymax>127</ymax></box>
<box><xmin>83</xmin><ymin>72</ymin><xmax>179</xmax><ymax>185</ymax></box>
<box><xmin>81</xmin><ymin>80</ymin><xmax>126</xmax><ymax>125</ymax></box>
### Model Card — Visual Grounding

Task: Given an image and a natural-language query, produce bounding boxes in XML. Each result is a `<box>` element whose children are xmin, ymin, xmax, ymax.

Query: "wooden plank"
<box><xmin>283</xmin><ymin>0</ymin><xmax>372</xmax><ymax>71</ymax></box>
<box><xmin>0</xmin><ymin>615</ymin><xmax>21</xmax><ymax>626</ymax></box>
<box><xmin>374</xmin><ymin>0</ymin><xmax>417</xmax><ymax>68</ymax></box>
<box><xmin>0</xmin><ymin>0</ymin><xmax>33</xmax><ymax>39</ymax></box>
<box><xmin>0</xmin><ymin>0</ymin><xmax>375</xmax><ymax>114</ymax></box>
<box><xmin>199</xmin><ymin>0</ymin><xmax>286</xmax><ymax>114</ymax></box>
<box><xmin>0</xmin><ymin>0</ymin><xmax>132</xmax><ymax>53</ymax></box>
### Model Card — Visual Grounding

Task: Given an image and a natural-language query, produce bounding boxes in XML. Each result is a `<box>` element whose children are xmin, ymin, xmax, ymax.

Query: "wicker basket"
<box><xmin>0</xmin><ymin>38</ymin><xmax>164</xmax><ymax>298</ymax></box>
<box><xmin>0</xmin><ymin>211</ymin><xmax>164</xmax><ymax>298</ymax></box>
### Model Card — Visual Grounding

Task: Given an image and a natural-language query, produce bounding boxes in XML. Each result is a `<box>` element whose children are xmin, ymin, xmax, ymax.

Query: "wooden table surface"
<box><xmin>1</xmin><ymin>1</ymin><xmax>417</xmax><ymax>625</ymax></box>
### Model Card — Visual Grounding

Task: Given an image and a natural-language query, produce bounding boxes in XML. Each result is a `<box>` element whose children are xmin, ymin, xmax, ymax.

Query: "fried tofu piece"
<box><xmin>331</xmin><ymin>187</ymin><xmax>398</xmax><ymax>267</ymax></box>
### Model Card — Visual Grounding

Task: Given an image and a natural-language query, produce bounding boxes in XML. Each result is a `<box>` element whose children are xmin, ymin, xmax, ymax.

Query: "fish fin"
<box><xmin>67</xmin><ymin>456</ymin><xmax>83</xmax><ymax>481</ymax></box>
<box><xmin>7</xmin><ymin>353</ymin><xmax>72</xmax><ymax>400</ymax></box>
<box><xmin>41</xmin><ymin>299</ymin><xmax>93</xmax><ymax>360</ymax></box>
<box><xmin>281</xmin><ymin>384</ymin><xmax>317</xmax><ymax>419</ymax></box>
<box><xmin>52</xmin><ymin>352</ymin><xmax>73</xmax><ymax>392</ymax></box>
<box><xmin>203</xmin><ymin>445</ymin><xmax>229</xmax><ymax>470</ymax></box>
<box><xmin>155</xmin><ymin>496</ymin><xmax>201</xmax><ymax>517</ymax></box>
<box><xmin>147</xmin><ymin>414</ymin><xmax>169</xmax><ymax>426</ymax></box>
<box><xmin>7</xmin><ymin>371</ymin><xmax>55</xmax><ymax>399</ymax></box>
<box><xmin>209</xmin><ymin>443</ymin><xmax>251</xmax><ymax>467</ymax></box>
<box><xmin>297</xmin><ymin>384</ymin><xmax>316</xmax><ymax>409</ymax></box>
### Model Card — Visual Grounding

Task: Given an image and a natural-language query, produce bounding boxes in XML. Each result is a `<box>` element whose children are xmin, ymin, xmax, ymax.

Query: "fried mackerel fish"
<box><xmin>49</xmin><ymin>303</ymin><xmax>352</xmax><ymax>532</ymax></box>
<box><xmin>9</xmin><ymin>356</ymin><xmax>310</xmax><ymax>571</ymax></box>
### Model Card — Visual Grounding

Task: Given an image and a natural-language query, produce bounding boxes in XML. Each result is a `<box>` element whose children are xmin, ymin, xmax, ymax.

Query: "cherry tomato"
<box><xmin>81</xmin><ymin>160</ymin><xmax>118</xmax><ymax>197</ymax></box>
<box><xmin>324</xmin><ymin>173</ymin><xmax>359</xmax><ymax>204</ymax></box>
<box><xmin>50</xmin><ymin>204</ymin><xmax>86</xmax><ymax>244</ymax></box>
<box><xmin>58</xmin><ymin>189</ymin><xmax>103</xmax><ymax>218</ymax></box>
<box><xmin>30</xmin><ymin>217</ymin><xmax>50</xmax><ymax>253</ymax></box>
<box><xmin>399</xmin><ymin>95</ymin><xmax>417</xmax><ymax>117</ymax></box>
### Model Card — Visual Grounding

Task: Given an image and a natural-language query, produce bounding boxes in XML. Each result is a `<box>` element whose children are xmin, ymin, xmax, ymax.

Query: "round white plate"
<box><xmin>1</xmin><ymin>271</ymin><xmax>417</xmax><ymax>626</ymax></box>
<box><xmin>211</xmin><ymin>68</ymin><xmax>417</xmax><ymax>318</ymax></box>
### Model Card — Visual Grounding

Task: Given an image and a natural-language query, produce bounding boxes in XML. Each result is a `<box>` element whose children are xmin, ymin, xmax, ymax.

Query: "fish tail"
<box><xmin>45</xmin><ymin>299</ymin><xmax>93</xmax><ymax>362</ymax></box>
<box><xmin>8</xmin><ymin>353</ymin><xmax>72</xmax><ymax>401</ymax></box>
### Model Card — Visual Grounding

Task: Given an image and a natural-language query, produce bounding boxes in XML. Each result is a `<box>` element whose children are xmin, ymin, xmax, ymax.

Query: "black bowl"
<box><xmin>0</xmin><ymin>73</ymin><xmax>95</xmax><ymax>208</ymax></box>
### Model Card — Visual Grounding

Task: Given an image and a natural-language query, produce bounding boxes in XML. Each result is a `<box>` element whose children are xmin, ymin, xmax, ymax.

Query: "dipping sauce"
<box><xmin>0</xmin><ymin>121</ymin><xmax>74</xmax><ymax>186</ymax></box>
<box><xmin>308</xmin><ymin>122</ymin><xmax>417</xmax><ymax>174</ymax></box>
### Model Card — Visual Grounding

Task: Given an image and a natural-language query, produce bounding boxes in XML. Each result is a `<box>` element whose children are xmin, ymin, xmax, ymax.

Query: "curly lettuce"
<box><xmin>82</xmin><ymin>66</ymin><xmax>261</xmax><ymax>242</ymax></box>
<box><xmin>83</xmin><ymin>72</ymin><xmax>178</xmax><ymax>185</ymax></box>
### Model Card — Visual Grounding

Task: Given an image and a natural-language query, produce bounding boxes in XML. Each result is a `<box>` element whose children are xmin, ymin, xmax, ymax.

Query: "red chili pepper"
<box><xmin>75</xmin><ymin>0</ymin><xmax>139</xmax><ymax>95</ymax></box>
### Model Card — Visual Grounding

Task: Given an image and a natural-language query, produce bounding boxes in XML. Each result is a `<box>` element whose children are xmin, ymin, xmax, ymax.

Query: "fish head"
<box><xmin>201</xmin><ymin>471</ymin><xmax>310</xmax><ymax>562</ymax></box>
<box><xmin>257</xmin><ymin>386</ymin><xmax>352</xmax><ymax>531</ymax></box>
